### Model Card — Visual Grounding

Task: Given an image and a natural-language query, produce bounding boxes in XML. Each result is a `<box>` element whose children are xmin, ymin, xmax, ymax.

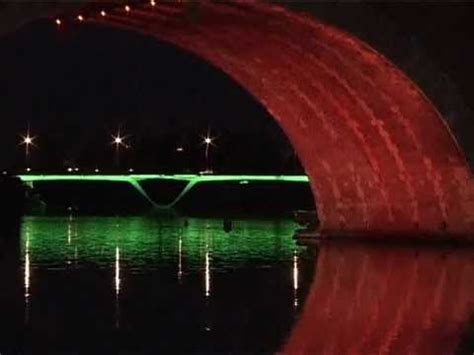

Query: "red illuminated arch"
<box><xmin>56</xmin><ymin>1</ymin><xmax>474</xmax><ymax>237</ymax></box>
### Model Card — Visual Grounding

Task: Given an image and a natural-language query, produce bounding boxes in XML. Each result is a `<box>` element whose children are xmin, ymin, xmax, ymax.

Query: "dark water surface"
<box><xmin>1</xmin><ymin>216</ymin><xmax>315</xmax><ymax>354</ymax></box>
<box><xmin>1</xmin><ymin>216</ymin><xmax>473</xmax><ymax>355</ymax></box>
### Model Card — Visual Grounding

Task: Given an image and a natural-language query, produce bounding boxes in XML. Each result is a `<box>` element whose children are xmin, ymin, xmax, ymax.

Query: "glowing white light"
<box><xmin>100</xmin><ymin>10</ymin><xmax>106</xmax><ymax>17</ymax></box>
<box><xmin>55</xmin><ymin>19</ymin><xmax>62</xmax><ymax>26</ymax></box>
<box><xmin>112</xmin><ymin>131</ymin><xmax>129</xmax><ymax>151</ymax></box>
<box><xmin>26</xmin><ymin>167</ymin><xmax>31</xmax><ymax>172</ymax></box>
<box><xmin>204</xmin><ymin>137</ymin><xmax>212</xmax><ymax>145</ymax></box>
<box><xmin>150</xmin><ymin>0</ymin><xmax>156</xmax><ymax>6</ymax></box>
<box><xmin>24</xmin><ymin>228</ymin><xmax>31</xmax><ymax>323</ymax></box>
<box><xmin>68</xmin><ymin>224</ymin><xmax>72</xmax><ymax>245</ymax></box>
<box><xmin>24</xmin><ymin>236</ymin><xmax>30</xmax><ymax>299</ymax></box>
<box><xmin>125</xmin><ymin>5</ymin><xmax>130</xmax><ymax>12</ymax></box>
<box><xmin>178</xmin><ymin>237</ymin><xmax>183</xmax><ymax>281</ymax></box>
<box><xmin>293</xmin><ymin>251</ymin><xmax>299</xmax><ymax>307</ymax></box>
<box><xmin>115</xmin><ymin>247</ymin><xmax>120</xmax><ymax>296</ymax></box>
<box><xmin>176</xmin><ymin>147</ymin><xmax>184</xmax><ymax>152</ymax></box>
<box><xmin>20</xmin><ymin>126</ymin><xmax>37</xmax><ymax>153</ymax></box>
<box><xmin>205</xmin><ymin>248</ymin><xmax>210</xmax><ymax>297</ymax></box>
<box><xmin>94</xmin><ymin>168</ymin><xmax>100</xmax><ymax>173</ymax></box>
<box><xmin>2</xmin><ymin>171</ymin><xmax>7</xmax><ymax>175</ymax></box>
<box><xmin>77</xmin><ymin>15</ymin><xmax>84</xmax><ymax>22</ymax></box>
<box><xmin>67</xmin><ymin>167</ymin><xmax>73</xmax><ymax>172</ymax></box>
<box><xmin>74</xmin><ymin>168</ymin><xmax>79</xmax><ymax>172</ymax></box>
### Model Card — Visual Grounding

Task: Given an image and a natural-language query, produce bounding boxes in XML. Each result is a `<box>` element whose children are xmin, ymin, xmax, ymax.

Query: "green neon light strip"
<box><xmin>17</xmin><ymin>174</ymin><xmax>309</xmax><ymax>183</ymax></box>
<box><xmin>17</xmin><ymin>174</ymin><xmax>310</xmax><ymax>209</ymax></box>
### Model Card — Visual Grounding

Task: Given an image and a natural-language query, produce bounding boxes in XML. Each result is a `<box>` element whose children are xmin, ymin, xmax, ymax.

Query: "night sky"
<box><xmin>0</xmin><ymin>2</ymin><xmax>473</xmax><ymax>172</ymax></box>
<box><xmin>0</xmin><ymin>21</ymin><xmax>298</xmax><ymax>173</ymax></box>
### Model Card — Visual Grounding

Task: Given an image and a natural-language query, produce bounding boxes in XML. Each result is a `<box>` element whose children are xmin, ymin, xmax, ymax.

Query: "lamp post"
<box><xmin>202</xmin><ymin>129</ymin><xmax>215</xmax><ymax>173</ymax></box>
<box><xmin>20</xmin><ymin>125</ymin><xmax>37</xmax><ymax>169</ymax></box>
<box><xmin>111</xmin><ymin>129</ymin><xmax>129</xmax><ymax>169</ymax></box>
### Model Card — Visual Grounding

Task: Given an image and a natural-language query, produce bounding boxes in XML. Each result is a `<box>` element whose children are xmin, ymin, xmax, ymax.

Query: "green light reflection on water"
<box><xmin>20</xmin><ymin>216</ymin><xmax>304</xmax><ymax>271</ymax></box>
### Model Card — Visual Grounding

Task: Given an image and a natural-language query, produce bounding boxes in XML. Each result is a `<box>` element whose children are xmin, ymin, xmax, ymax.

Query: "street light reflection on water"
<box><xmin>12</xmin><ymin>216</ymin><xmax>474</xmax><ymax>354</ymax></box>
<box><xmin>23</xmin><ymin>227</ymin><xmax>31</xmax><ymax>324</ymax></box>
<box><xmin>17</xmin><ymin>216</ymin><xmax>312</xmax><ymax>353</ymax></box>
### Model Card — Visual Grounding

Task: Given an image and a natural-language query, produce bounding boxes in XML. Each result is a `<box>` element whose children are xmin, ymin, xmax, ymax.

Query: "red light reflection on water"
<box><xmin>283</xmin><ymin>242</ymin><xmax>474</xmax><ymax>354</ymax></box>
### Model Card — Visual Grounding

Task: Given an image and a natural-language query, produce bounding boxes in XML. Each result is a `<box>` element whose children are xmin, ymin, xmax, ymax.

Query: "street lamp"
<box><xmin>201</xmin><ymin>129</ymin><xmax>215</xmax><ymax>173</ymax></box>
<box><xmin>20</xmin><ymin>125</ymin><xmax>37</xmax><ymax>169</ymax></box>
<box><xmin>111</xmin><ymin>129</ymin><xmax>129</xmax><ymax>168</ymax></box>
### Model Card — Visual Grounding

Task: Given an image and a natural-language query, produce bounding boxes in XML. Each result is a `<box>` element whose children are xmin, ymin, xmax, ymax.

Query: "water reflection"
<box><xmin>13</xmin><ymin>216</ymin><xmax>472</xmax><ymax>354</ymax></box>
<box><xmin>24</xmin><ymin>228</ymin><xmax>30</xmax><ymax>324</ymax></box>
<box><xmin>14</xmin><ymin>216</ymin><xmax>311</xmax><ymax>353</ymax></box>
<box><xmin>115</xmin><ymin>246</ymin><xmax>121</xmax><ymax>329</ymax></box>
<box><xmin>293</xmin><ymin>250</ymin><xmax>299</xmax><ymax>308</ymax></box>
<box><xmin>205</xmin><ymin>247</ymin><xmax>211</xmax><ymax>298</ymax></box>
<box><xmin>283</xmin><ymin>242</ymin><xmax>474</xmax><ymax>355</ymax></box>
<box><xmin>115</xmin><ymin>246</ymin><xmax>121</xmax><ymax>296</ymax></box>
<box><xmin>178</xmin><ymin>235</ymin><xmax>183</xmax><ymax>282</ymax></box>
<box><xmin>20</xmin><ymin>217</ymin><xmax>303</xmax><ymax>268</ymax></box>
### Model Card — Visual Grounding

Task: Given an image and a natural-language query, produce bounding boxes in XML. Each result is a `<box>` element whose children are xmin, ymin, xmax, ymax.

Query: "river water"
<box><xmin>3</xmin><ymin>216</ymin><xmax>315</xmax><ymax>354</ymax></box>
<box><xmin>0</xmin><ymin>216</ymin><xmax>473</xmax><ymax>354</ymax></box>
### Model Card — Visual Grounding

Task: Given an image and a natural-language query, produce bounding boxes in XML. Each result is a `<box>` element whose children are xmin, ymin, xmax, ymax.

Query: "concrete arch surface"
<box><xmin>2</xmin><ymin>1</ymin><xmax>473</xmax><ymax>237</ymax></box>
<box><xmin>89</xmin><ymin>1</ymin><xmax>473</xmax><ymax>237</ymax></box>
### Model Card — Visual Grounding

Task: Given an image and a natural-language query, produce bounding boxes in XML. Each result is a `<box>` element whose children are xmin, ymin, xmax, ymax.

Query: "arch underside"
<box><xmin>89</xmin><ymin>1</ymin><xmax>473</xmax><ymax>237</ymax></box>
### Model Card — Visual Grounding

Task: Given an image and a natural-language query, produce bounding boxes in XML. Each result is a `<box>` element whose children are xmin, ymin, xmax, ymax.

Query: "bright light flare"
<box><xmin>201</xmin><ymin>130</ymin><xmax>216</xmax><ymax>147</ymax></box>
<box><xmin>100</xmin><ymin>10</ymin><xmax>106</xmax><ymax>17</ymax></box>
<box><xmin>111</xmin><ymin>132</ymin><xmax>129</xmax><ymax>148</ymax></box>
<box><xmin>150</xmin><ymin>0</ymin><xmax>156</xmax><ymax>6</ymax></box>
<box><xmin>20</xmin><ymin>133</ymin><xmax>37</xmax><ymax>150</ymax></box>
<box><xmin>77</xmin><ymin>15</ymin><xmax>84</xmax><ymax>22</ymax></box>
<box><xmin>55</xmin><ymin>18</ymin><xmax>62</xmax><ymax>26</ymax></box>
<box><xmin>125</xmin><ymin>5</ymin><xmax>130</xmax><ymax>12</ymax></box>
<box><xmin>21</xmin><ymin>135</ymin><xmax>35</xmax><ymax>146</ymax></box>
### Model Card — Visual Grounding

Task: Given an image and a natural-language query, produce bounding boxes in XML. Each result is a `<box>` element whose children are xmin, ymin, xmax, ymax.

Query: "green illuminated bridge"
<box><xmin>17</xmin><ymin>175</ymin><xmax>312</xmax><ymax>214</ymax></box>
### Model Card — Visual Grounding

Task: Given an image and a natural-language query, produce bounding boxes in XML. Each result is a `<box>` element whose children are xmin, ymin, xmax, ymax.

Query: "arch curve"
<box><xmin>86</xmin><ymin>1</ymin><xmax>473</xmax><ymax>237</ymax></box>
<box><xmin>8</xmin><ymin>1</ymin><xmax>474</xmax><ymax>237</ymax></box>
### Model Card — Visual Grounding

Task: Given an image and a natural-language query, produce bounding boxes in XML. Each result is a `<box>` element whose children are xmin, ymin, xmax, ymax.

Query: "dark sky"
<box><xmin>0</xmin><ymin>21</ymin><xmax>298</xmax><ymax>173</ymax></box>
<box><xmin>0</xmin><ymin>3</ymin><xmax>473</xmax><ymax>173</ymax></box>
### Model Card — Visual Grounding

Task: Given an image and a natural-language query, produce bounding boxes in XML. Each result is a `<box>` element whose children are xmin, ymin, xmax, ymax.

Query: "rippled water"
<box><xmin>1</xmin><ymin>216</ymin><xmax>473</xmax><ymax>354</ymax></box>
<box><xmin>2</xmin><ymin>216</ymin><xmax>315</xmax><ymax>354</ymax></box>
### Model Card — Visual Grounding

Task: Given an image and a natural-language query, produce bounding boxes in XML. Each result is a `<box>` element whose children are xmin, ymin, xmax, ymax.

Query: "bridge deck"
<box><xmin>17</xmin><ymin>174</ymin><xmax>310</xmax><ymax>209</ymax></box>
